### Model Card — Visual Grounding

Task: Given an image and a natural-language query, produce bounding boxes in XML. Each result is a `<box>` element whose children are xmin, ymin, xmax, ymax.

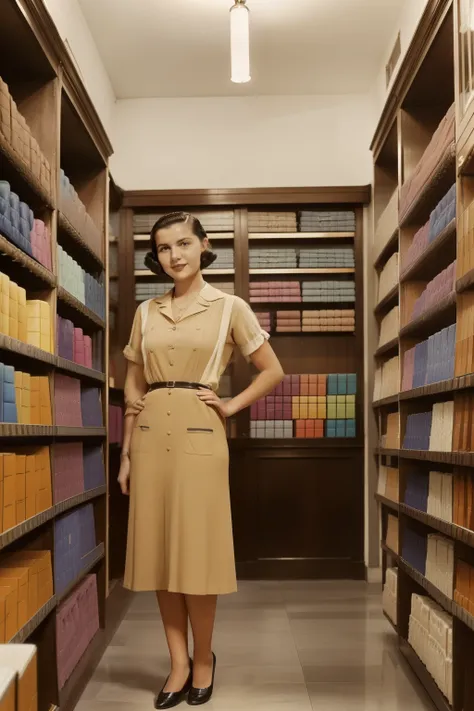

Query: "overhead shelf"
<box><xmin>374</xmin><ymin>228</ymin><xmax>399</xmax><ymax>270</ymax></box>
<box><xmin>249</xmin><ymin>268</ymin><xmax>355</xmax><ymax>275</ymax></box>
<box><xmin>374</xmin><ymin>285</ymin><xmax>399</xmax><ymax>315</ymax></box>
<box><xmin>399</xmin><ymin>291</ymin><xmax>456</xmax><ymax>339</ymax></box>
<box><xmin>374</xmin><ymin>338</ymin><xmax>399</xmax><ymax>358</ymax></box>
<box><xmin>249</xmin><ymin>232</ymin><xmax>355</xmax><ymax>240</ymax></box>
<box><xmin>399</xmin><ymin>374</ymin><xmax>474</xmax><ymax>401</ymax></box>
<box><xmin>372</xmin><ymin>394</ymin><xmax>399</xmax><ymax>408</ymax></box>
<box><xmin>58</xmin><ymin>212</ymin><xmax>104</xmax><ymax>270</ymax></box>
<box><xmin>375</xmin><ymin>493</ymin><xmax>400</xmax><ymax>513</ymax></box>
<box><xmin>57</xmin><ymin>287</ymin><xmax>106</xmax><ymax>330</ymax></box>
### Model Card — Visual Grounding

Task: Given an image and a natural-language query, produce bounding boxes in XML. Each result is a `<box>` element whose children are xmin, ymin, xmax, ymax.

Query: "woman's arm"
<box><xmin>197</xmin><ymin>341</ymin><xmax>284</xmax><ymax>417</ymax></box>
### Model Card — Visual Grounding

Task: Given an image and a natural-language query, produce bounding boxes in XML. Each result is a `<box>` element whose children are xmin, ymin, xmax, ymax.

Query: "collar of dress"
<box><xmin>153</xmin><ymin>282</ymin><xmax>225</xmax><ymax>321</ymax></box>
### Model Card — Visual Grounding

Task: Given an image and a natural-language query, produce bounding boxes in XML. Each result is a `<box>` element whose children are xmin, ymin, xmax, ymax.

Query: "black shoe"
<box><xmin>154</xmin><ymin>663</ymin><xmax>193</xmax><ymax>709</ymax></box>
<box><xmin>187</xmin><ymin>653</ymin><xmax>216</xmax><ymax>706</ymax></box>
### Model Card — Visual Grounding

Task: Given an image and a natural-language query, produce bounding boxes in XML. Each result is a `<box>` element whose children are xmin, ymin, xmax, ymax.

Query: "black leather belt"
<box><xmin>149</xmin><ymin>381</ymin><xmax>211</xmax><ymax>392</ymax></box>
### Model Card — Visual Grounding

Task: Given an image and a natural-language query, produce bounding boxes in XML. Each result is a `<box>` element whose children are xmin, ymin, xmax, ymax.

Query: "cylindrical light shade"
<box><xmin>230</xmin><ymin>2</ymin><xmax>250</xmax><ymax>83</ymax></box>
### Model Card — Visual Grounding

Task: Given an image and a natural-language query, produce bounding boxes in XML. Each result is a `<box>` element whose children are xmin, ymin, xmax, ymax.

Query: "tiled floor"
<box><xmin>77</xmin><ymin>581</ymin><xmax>434</xmax><ymax>711</ymax></box>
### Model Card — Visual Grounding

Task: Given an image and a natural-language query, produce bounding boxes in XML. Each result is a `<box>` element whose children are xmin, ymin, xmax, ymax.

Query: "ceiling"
<box><xmin>78</xmin><ymin>0</ymin><xmax>405</xmax><ymax>98</ymax></box>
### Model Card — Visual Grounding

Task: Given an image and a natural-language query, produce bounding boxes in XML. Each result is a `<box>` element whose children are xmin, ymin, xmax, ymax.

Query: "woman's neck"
<box><xmin>173</xmin><ymin>273</ymin><xmax>205</xmax><ymax>299</ymax></box>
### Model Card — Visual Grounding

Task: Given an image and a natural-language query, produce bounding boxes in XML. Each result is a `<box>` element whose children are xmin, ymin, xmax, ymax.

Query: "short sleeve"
<box><xmin>123</xmin><ymin>305</ymin><xmax>144</xmax><ymax>365</ymax></box>
<box><xmin>230</xmin><ymin>297</ymin><xmax>270</xmax><ymax>358</ymax></box>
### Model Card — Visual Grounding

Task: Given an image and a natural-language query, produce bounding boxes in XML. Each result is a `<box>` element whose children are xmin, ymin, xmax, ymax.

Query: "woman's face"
<box><xmin>154</xmin><ymin>222</ymin><xmax>208</xmax><ymax>282</ymax></box>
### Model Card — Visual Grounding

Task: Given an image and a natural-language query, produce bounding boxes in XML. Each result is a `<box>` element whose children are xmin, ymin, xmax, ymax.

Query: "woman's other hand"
<box><xmin>118</xmin><ymin>455</ymin><xmax>131</xmax><ymax>495</ymax></box>
<box><xmin>197</xmin><ymin>389</ymin><xmax>234</xmax><ymax>418</ymax></box>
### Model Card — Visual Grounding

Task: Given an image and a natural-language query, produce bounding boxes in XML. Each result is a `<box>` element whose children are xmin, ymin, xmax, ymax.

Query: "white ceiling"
<box><xmin>78</xmin><ymin>0</ymin><xmax>405</xmax><ymax>98</ymax></box>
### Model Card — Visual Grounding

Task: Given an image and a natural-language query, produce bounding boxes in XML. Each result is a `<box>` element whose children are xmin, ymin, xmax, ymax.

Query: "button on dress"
<box><xmin>123</xmin><ymin>283</ymin><xmax>269</xmax><ymax>595</ymax></box>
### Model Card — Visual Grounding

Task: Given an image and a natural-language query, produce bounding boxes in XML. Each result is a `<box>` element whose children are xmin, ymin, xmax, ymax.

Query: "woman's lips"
<box><xmin>172</xmin><ymin>264</ymin><xmax>187</xmax><ymax>271</ymax></box>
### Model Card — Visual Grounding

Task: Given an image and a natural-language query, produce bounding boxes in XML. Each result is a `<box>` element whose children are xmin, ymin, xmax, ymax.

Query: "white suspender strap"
<box><xmin>200</xmin><ymin>294</ymin><xmax>236</xmax><ymax>387</ymax></box>
<box><xmin>140</xmin><ymin>299</ymin><xmax>152</xmax><ymax>369</ymax></box>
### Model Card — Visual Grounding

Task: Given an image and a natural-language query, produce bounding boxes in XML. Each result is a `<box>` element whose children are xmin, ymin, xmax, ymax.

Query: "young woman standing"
<box><xmin>118</xmin><ymin>212</ymin><xmax>284</xmax><ymax>708</ymax></box>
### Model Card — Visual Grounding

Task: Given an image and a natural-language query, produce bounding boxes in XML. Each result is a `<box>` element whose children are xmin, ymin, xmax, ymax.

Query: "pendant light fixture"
<box><xmin>230</xmin><ymin>0</ymin><xmax>251</xmax><ymax>84</ymax></box>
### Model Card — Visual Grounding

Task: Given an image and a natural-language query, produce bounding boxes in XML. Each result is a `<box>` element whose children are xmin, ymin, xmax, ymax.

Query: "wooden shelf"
<box><xmin>374</xmin><ymin>337</ymin><xmax>399</xmax><ymax>358</ymax></box>
<box><xmin>400</xmin><ymin>374</ymin><xmax>474</xmax><ymax>401</ymax></box>
<box><xmin>252</xmin><ymin>301</ymin><xmax>355</xmax><ymax>309</ymax></box>
<box><xmin>249</xmin><ymin>268</ymin><xmax>355</xmax><ymax>275</ymax></box>
<box><xmin>375</xmin><ymin>493</ymin><xmax>400</xmax><ymax>512</ymax></box>
<box><xmin>381</xmin><ymin>542</ymin><xmax>399</xmax><ymax>558</ymax></box>
<box><xmin>56</xmin><ymin>543</ymin><xmax>105</xmax><ymax>604</ymax></box>
<box><xmin>374</xmin><ymin>285</ymin><xmax>398</xmax><ymax>315</ymax></box>
<box><xmin>376</xmin><ymin>448</ymin><xmax>400</xmax><ymax>458</ymax></box>
<box><xmin>10</xmin><ymin>596</ymin><xmax>56</xmax><ymax>644</ymax></box>
<box><xmin>400</xmin><ymin>218</ymin><xmax>456</xmax><ymax>284</ymax></box>
<box><xmin>400</xmin><ymin>503</ymin><xmax>474</xmax><ymax>550</ymax></box>
<box><xmin>374</xmin><ymin>228</ymin><xmax>399</xmax><ymax>270</ymax></box>
<box><xmin>399</xmin><ymin>144</ymin><xmax>456</xmax><ymax>228</ymax></box>
<box><xmin>452</xmin><ymin>602</ymin><xmax>474</xmax><ymax>634</ymax></box>
<box><xmin>135</xmin><ymin>269</ymin><xmax>235</xmax><ymax>277</ymax></box>
<box><xmin>134</xmin><ymin>233</ymin><xmax>234</xmax><ymax>242</ymax></box>
<box><xmin>399</xmin><ymin>641</ymin><xmax>452</xmax><ymax>711</ymax></box>
<box><xmin>0</xmin><ymin>507</ymin><xmax>56</xmax><ymax>552</ymax></box>
<box><xmin>0</xmin><ymin>132</ymin><xmax>54</xmax><ymax>209</ymax></box>
<box><xmin>55</xmin><ymin>427</ymin><xmax>106</xmax><ymax>438</ymax></box>
<box><xmin>0</xmin><ymin>333</ymin><xmax>55</xmax><ymax>366</ymax></box>
<box><xmin>249</xmin><ymin>232</ymin><xmax>355</xmax><ymax>240</ymax></box>
<box><xmin>373</xmin><ymin>393</ymin><xmax>399</xmax><ymax>408</ymax></box>
<box><xmin>57</xmin><ymin>287</ymin><xmax>106</xmax><ymax>330</ymax></box>
<box><xmin>399</xmin><ymin>291</ymin><xmax>456</xmax><ymax>339</ymax></box>
<box><xmin>0</xmin><ymin>424</ymin><xmax>55</xmax><ymax>438</ymax></box>
<box><xmin>457</xmin><ymin>266</ymin><xmax>474</xmax><ymax>294</ymax></box>
<box><xmin>58</xmin><ymin>212</ymin><xmax>104</xmax><ymax>270</ymax></box>
<box><xmin>398</xmin><ymin>558</ymin><xmax>453</xmax><ymax>614</ymax></box>
<box><xmin>55</xmin><ymin>486</ymin><xmax>107</xmax><ymax>516</ymax></box>
<box><xmin>55</xmin><ymin>357</ymin><xmax>106</xmax><ymax>384</ymax></box>
<box><xmin>0</xmin><ymin>233</ymin><xmax>56</xmax><ymax>288</ymax></box>
<box><xmin>399</xmin><ymin>449</ymin><xmax>474</xmax><ymax>466</ymax></box>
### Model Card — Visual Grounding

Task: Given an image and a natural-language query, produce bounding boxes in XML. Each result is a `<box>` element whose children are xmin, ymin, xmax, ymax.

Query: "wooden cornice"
<box><xmin>18</xmin><ymin>0</ymin><xmax>113</xmax><ymax>162</ymax></box>
<box><xmin>123</xmin><ymin>185</ymin><xmax>372</xmax><ymax>208</ymax></box>
<box><xmin>371</xmin><ymin>0</ymin><xmax>452</xmax><ymax>159</ymax></box>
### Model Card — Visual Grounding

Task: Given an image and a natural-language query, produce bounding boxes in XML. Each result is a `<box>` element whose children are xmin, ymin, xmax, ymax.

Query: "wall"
<box><xmin>373</xmin><ymin>0</ymin><xmax>430</xmax><ymax>128</ymax></box>
<box><xmin>42</xmin><ymin>0</ymin><xmax>116</xmax><ymax>139</ymax></box>
<box><xmin>110</xmin><ymin>94</ymin><xmax>375</xmax><ymax>190</ymax></box>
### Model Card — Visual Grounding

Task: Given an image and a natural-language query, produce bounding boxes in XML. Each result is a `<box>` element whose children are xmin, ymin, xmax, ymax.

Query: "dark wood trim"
<box><xmin>18</xmin><ymin>0</ymin><xmax>113</xmax><ymax>161</ymax></box>
<box><xmin>123</xmin><ymin>186</ymin><xmax>372</xmax><ymax>208</ymax></box>
<box><xmin>236</xmin><ymin>559</ymin><xmax>365</xmax><ymax>580</ymax></box>
<box><xmin>371</xmin><ymin>0</ymin><xmax>453</xmax><ymax>159</ymax></box>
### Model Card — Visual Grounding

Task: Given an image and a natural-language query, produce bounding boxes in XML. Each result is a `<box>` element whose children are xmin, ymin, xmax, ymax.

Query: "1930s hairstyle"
<box><xmin>144</xmin><ymin>212</ymin><xmax>217</xmax><ymax>275</ymax></box>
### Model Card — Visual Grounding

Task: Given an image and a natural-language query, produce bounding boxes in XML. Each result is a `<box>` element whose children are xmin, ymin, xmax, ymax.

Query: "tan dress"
<box><xmin>123</xmin><ymin>282</ymin><xmax>269</xmax><ymax>595</ymax></box>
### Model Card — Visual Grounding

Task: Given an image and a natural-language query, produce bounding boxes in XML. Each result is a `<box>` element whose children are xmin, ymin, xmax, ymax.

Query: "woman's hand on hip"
<box><xmin>197</xmin><ymin>388</ymin><xmax>233</xmax><ymax>418</ymax></box>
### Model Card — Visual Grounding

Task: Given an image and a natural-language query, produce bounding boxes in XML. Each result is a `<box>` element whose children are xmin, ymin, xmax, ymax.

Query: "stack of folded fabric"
<box><xmin>410</xmin><ymin>262</ymin><xmax>456</xmax><ymax>322</ymax></box>
<box><xmin>0</xmin><ymin>448</ymin><xmax>52</xmax><ymax>528</ymax></box>
<box><xmin>405</xmin><ymin>469</ymin><xmax>430</xmax><ymax>512</ymax></box>
<box><xmin>302</xmin><ymin>280</ymin><xmax>356</xmax><ymax>302</ymax></box>
<box><xmin>403</xmin><ymin>412</ymin><xmax>433</xmax><ymax>451</ymax></box>
<box><xmin>54</xmin><ymin>374</ymin><xmax>82</xmax><ymax>427</ymax></box>
<box><xmin>26</xmin><ymin>300</ymin><xmax>52</xmax><ymax>352</ymax></box>
<box><xmin>135</xmin><ymin>247</ymin><xmax>148</xmax><ymax>270</ymax></box>
<box><xmin>276</xmin><ymin>311</ymin><xmax>301</xmax><ymax>332</ymax></box>
<box><xmin>57</xmin><ymin>246</ymin><xmax>105</xmax><ymax>319</ymax></box>
<box><xmin>429</xmin><ymin>184</ymin><xmax>456</xmax><ymax>240</ymax></box>
<box><xmin>0</xmin><ymin>75</ymin><xmax>52</xmax><ymax>196</ymax></box>
<box><xmin>81</xmin><ymin>387</ymin><xmax>103</xmax><ymax>427</ymax></box>
<box><xmin>249</xmin><ymin>248</ymin><xmax>297</xmax><ymax>269</ymax></box>
<box><xmin>59</xmin><ymin>170</ymin><xmax>102</xmax><ymax>259</ymax></box>
<box><xmin>248</xmin><ymin>211</ymin><xmax>297</xmax><ymax>233</ymax></box>
<box><xmin>299</xmin><ymin>247</ymin><xmax>355</xmax><ymax>268</ymax></box>
<box><xmin>402</xmin><ymin>528</ymin><xmax>428</xmax><ymax>575</ymax></box>
<box><xmin>0</xmin><ymin>364</ymin><xmax>18</xmax><ymax>424</ymax></box>
<box><xmin>54</xmin><ymin>504</ymin><xmax>97</xmax><ymax>596</ymax></box>
<box><xmin>298</xmin><ymin>210</ymin><xmax>356</xmax><ymax>233</ymax></box>
<box><xmin>206</xmin><ymin>247</ymin><xmax>234</xmax><ymax>269</ymax></box>
<box><xmin>249</xmin><ymin>281</ymin><xmax>301</xmax><ymax>303</ymax></box>
<box><xmin>83</xmin><ymin>446</ymin><xmax>106</xmax><ymax>490</ymax></box>
<box><xmin>13</xmin><ymin>372</ymin><xmax>52</xmax><ymax>425</ymax></box>
<box><xmin>56</xmin><ymin>574</ymin><xmax>100</xmax><ymax>690</ymax></box>
<box><xmin>377</xmin><ymin>253</ymin><xmax>399</xmax><ymax>302</ymax></box>
<box><xmin>133</xmin><ymin>210</ymin><xmax>234</xmax><ymax>234</ymax></box>
<box><xmin>53</xmin><ymin>442</ymin><xmax>84</xmax><ymax>503</ymax></box>
<box><xmin>302</xmin><ymin>309</ymin><xmax>355</xmax><ymax>332</ymax></box>
<box><xmin>402</xmin><ymin>223</ymin><xmax>429</xmax><ymax>273</ymax></box>
<box><xmin>399</xmin><ymin>104</ymin><xmax>455</xmax><ymax>223</ymax></box>
<box><xmin>135</xmin><ymin>282</ymin><xmax>172</xmax><ymax>302</ymax></box>
<box><xmin>256</xmin><ymin>312</ymin><xmax>271</xmax><ymax>331</ymax></box>
<box><xmin>402</xmin><ymin>324</ymin><xmax>456</xmax><ymax>391</ymax></box>
<box><xmin>109</xmin><ymin>404</ymin><xmax>124</xmax><ymax>444</ymax></box>
<box><xmin>0</xmin><ymin>181</ymin><xmax>33</xmax><ymax>256</ymax></box>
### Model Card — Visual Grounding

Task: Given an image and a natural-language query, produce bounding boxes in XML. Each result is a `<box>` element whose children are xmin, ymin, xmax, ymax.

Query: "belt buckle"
<box><xmin>166</xmin><ymin>381</ymin><xmax>176</xmax><ymax>388</ymax></box>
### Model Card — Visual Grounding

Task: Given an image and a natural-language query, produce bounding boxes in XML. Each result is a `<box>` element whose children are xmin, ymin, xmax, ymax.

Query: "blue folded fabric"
<box><xmin>3</xmin><ymin>365</ymin><xmax>17</xmax><ymax>423</ymax></box>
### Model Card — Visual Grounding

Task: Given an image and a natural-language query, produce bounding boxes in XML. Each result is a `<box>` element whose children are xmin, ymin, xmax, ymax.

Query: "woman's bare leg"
<box><xmin>185</xmin><ymin>594</ymin><xmax>217</xmax><ymax>688</ymax></box>
<box><xmin>156</xmin><ymin>591</ymin><xmax>191</xmax><ymax>692</ymax></box>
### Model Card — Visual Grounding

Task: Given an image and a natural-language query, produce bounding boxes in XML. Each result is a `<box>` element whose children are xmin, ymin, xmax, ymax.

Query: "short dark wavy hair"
<box><xmin>145</xmin><ymin>211</ymin><xmax>217</xmax><ymax>275</ymax></box>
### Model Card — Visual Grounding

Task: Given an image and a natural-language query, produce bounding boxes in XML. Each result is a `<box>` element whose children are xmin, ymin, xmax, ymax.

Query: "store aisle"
<box><xmin>77</xmin><ymin>581</ymin><xmax>433</xmax><ymax>711</ymax></box>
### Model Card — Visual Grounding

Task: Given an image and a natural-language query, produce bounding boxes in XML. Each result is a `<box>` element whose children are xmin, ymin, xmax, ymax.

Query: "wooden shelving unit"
<box><xmin>0</xmin><ymin>2</ymin><xmax>112</xmax><ymax>709</ymax></box>
<box><xmin>118</xmin><ymin>186</ymin><xmax>368</xmax><ymax>582</ymax></box>
<box><xmin>372</xmin><ymin>3</ymin><xmax>474</xmax><ymax>710</ymax></box>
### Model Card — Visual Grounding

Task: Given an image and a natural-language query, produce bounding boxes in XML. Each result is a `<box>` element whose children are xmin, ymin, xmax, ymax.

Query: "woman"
<box><xmin>118</xmin><ymin>211</ymin><xmax>284</xmax><ymax>708</ymax></box>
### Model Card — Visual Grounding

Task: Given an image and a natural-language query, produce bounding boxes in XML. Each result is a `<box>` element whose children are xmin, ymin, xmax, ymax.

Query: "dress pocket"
<box><xmin>184</xmin><ymin>428</ymin><xmax>214</xmax><ymax>456</ymax></box>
